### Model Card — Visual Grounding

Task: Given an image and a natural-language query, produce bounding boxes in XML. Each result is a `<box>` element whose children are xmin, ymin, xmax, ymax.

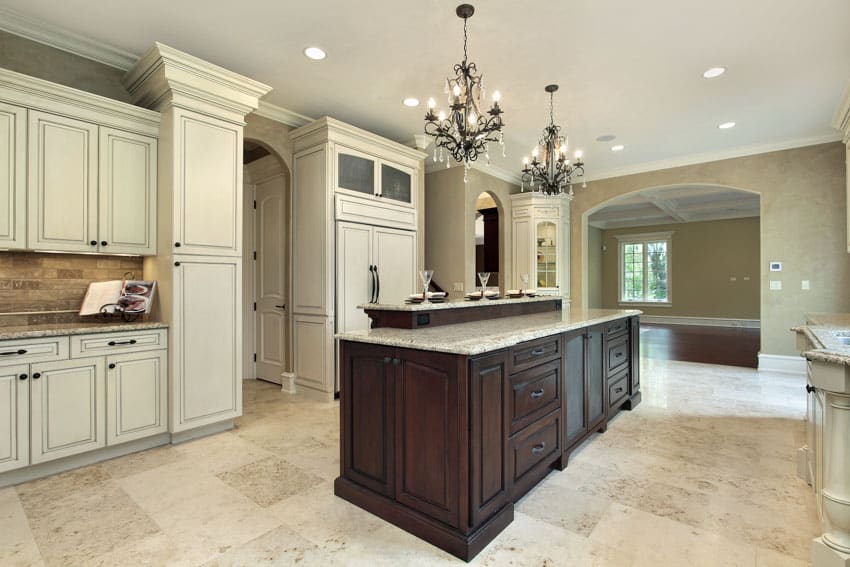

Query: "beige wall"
<box><xmin>0</xmin><ymin>30</ymin><xmax>132</xmax><ymax>102</ymax></box>
<box><xmin>598</xmin><ymin>218</ymin><xmax>760</xmax><ymax>318</ymax></box>
<box><xmin>571</xmin><ymin>143</ymin><xmax>849</xmax><ymax>356</ymax></box>
<box><xmin>587</xmin><ymin>226</ymin><xmax>603</xmax><ymax>308</ymax></box>
<box><xmin>425</xmin><ymin>167</ymin><xmax>518</xmax><ymax>298</ymax></box>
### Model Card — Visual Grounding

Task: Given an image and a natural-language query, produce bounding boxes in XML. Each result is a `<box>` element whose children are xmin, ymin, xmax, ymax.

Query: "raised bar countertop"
<box><xmin>336</xmin><ymin>307</ymin><xmax>641</xmax><ymax>355</ymax></box>
<box><xmin>792</xmin><ymin>312</ymin><xmax>850</xmax><ymax>365</ymax></box>
<box><xmin>359</xmin><ymin>295</ymin><xmax>562</xmax><ymax>312</ymax></box>
<box><xmin>0</xmin><ymin>321</ymin><xmax>168</xmax><ymax>340</ymax></box>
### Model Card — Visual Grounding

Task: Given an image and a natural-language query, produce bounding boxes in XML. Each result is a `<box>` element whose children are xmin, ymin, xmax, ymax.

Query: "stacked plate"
<box><xmin>465</xmin><ymin>290</ymin><xmax>499</xmax><ymax>301</ymax></box>
<box><xmin>506</xmin><ymin>289</ymin><xmax>538</xmax><ymax>298</ymax></box>
<box><xmin>406</xmin><ymin>292</ymin><xmax>447</xmax><ymax>304</ymax></box>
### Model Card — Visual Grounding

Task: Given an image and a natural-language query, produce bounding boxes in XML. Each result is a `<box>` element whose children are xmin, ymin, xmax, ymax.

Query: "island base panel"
<box><xmin>334</xmin><ymin>476</ymin><xmax>514</xmax><ymax>561</ymax></box>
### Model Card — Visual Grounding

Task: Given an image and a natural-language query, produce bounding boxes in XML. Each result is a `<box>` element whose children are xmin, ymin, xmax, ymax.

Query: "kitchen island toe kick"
<box><xmin>335</xmin><ymin>307</ymin><xmax>641</xmax><ymax>561</ymax></box>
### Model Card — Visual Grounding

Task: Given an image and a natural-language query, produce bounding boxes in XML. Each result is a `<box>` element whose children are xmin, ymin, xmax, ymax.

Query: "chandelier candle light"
<box><xmin>424</xmin><ymin>4</ymin><xmax>505</xmax><ymax>183</ymax></box>
<box><xmin>521</xmin><ymin>84</ymin><xmax>586</xmax><ymax>196</ymax></box>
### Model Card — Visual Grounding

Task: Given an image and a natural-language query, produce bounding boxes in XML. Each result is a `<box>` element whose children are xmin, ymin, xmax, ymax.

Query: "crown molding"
<box><xmin>254</xmin><ymin>101</ymin><xmax>312</xmax><ymax>128</ymax></box>
<box><xmin>292</xmin><ymin>116</ymin><xmax>428</xmax><ymax>162</ymax></box>
<box><xmin>424</xmin><ymin>158</ymin><xmax>523</xmax><ymax>186</ymax></box>
<box><xmin>585</xmin><ymin>132</ymin><xmax>843</xmax><ymax>183</ymax></box>
<box><xmin>0</xmin><ymin>7</ymin><xmax>138</xmax><ymax>70</ymax></box>
<box><xmin>833</xmin><ymin>81</ymin><xmax>850</xmax><ymax>143</ymax></box>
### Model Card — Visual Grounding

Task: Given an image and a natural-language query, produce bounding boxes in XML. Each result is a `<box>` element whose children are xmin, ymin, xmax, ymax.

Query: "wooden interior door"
<box><xmin>255</xmin><ymin>173</ymin><xmax>288</xmax><ymax>384</ymax></box>
<box><xmin>373</xmin><ymin>226</ymin><xmax>416</xmax><ymax>304</ymax></box>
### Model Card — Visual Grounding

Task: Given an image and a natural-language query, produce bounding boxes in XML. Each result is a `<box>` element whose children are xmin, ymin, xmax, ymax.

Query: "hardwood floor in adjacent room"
<box><xmin>640</xmin><ymin>323</ymin><xmax>760</xmax><ymax>368</ymax></box>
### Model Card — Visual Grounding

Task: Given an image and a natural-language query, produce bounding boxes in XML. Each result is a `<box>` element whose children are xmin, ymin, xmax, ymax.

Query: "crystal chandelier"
<box><xmin>424</xmin><ymin>4</ymin><xmax>505</xmax><ymax>182</ymax></box>
<box><xmin>521</xmin><ymin>84</ymin><xmax>586</xmax><ymax>196</ymax></box>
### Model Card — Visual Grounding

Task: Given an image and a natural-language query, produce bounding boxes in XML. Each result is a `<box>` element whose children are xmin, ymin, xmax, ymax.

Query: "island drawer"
<box><xmin>606</xmin><ymin>319</ymin><xmax>629</xmax><ymax>338</ymax></box>
<box><xmin>509</xmin><ymin>358</ymin><xmax>561</xmax><ymax>434</ymax></box>
<box><xmin>510</xmin><ymin>409</ymin><xmax>561</xmax><ymax>500</ymax></box>
<box><xmin>509</xmin><ymin>335</ymin><xmax>561</xmax><ymax>374</ymax></box>
<box><xmin>0</xmin><ymin>336</ymin><xmax>69</xmax><ymax>367</ymax></box>
<box><xmin>607</xmin><ymin>335</ymin><xmax>629</xmax><ymax>375</ymax></box>
<box><xmin>71</xmin><ymin>329</ymin><xmax>167</xmax><ymax>358</ymax></box>
<box><xmin>608</xmin><ymin>369</ymin><xmax>630</xmax><ymax>408</ymax></box>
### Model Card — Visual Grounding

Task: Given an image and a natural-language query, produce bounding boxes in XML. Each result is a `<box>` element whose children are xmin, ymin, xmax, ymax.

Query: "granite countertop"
<box><xmin>792</xmin><ymin>313</ymin><xmax>850</xmax><ymax>365</ymax></box>
<box><xmin>0</xmin><ymin>321</ymin><xmax>168</xmax><ymax>341</ymax></box>
<box><xmin>359</xmin><ymin>295</ymin><xmax>563</xmax><ymax>312</ymax></box>
<box><xmin>336</xmin><ymin>308</ymin><xmax>640</xmax><ymax>355</ymax></box>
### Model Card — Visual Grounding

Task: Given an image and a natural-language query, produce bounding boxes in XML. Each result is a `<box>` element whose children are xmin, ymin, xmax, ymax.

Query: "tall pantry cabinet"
<box><xmin>291</xmin><ymin>118</ymin><xmax>425</xmax><ymax>397</ymax></box>
<box><xmin>124</xmin><ymin>44</ymin><xmax>271</xmax><ymax>436</ymax></box>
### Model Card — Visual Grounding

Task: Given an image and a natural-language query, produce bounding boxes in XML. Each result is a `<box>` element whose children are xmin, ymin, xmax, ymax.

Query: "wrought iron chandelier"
<box><xmin>521</xmin><ymin>84</ymin><xmax>586</xmax><ymax>196</ymax></box>
<box><xmin>424</xmin><ymin>4</ymin><xmax>505</xmax><ymax>182</ymax></box>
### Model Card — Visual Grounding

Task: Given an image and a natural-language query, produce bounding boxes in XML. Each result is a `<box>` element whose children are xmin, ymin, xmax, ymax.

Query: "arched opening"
<box><xmin>584</xmin><ymin>183</ymin><xmax>762</xmax><ymax>367</ymax></box>
<box><xmin>242</xmin><ymin>139</ymin><xmax>293</xmax><ymax>389</ymax></box>
<box><xmin>474</xmin><ymin>191</ymin><xmax>500</xmax><ymax>289</ymax></box>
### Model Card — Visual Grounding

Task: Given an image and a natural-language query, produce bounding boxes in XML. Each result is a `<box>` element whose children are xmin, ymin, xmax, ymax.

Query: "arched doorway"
<box><xmin>242</xmin><ymin>140</ymin><xmax>293</xmax><ymax>388</ymax></box>
<box><xmin>474</xmin><ymin>192</ymin><xmax>500</xmax><ymax>289</ymax></box>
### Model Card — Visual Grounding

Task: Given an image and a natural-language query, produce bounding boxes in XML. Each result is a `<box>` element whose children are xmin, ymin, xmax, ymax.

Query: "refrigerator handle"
<box><xmin>375</xmin><ymin>265</ymin><xmax>381</xmax><ymax>304</ymax></box>
<box><xmin>369</xmin><ymin>265</ymin><xmax>377</xmax><ymax>303</ymax></box>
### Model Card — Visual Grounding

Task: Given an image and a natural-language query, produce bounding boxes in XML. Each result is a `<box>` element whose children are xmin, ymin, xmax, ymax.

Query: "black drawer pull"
<box><xmin>615</xmin><ymin>387</ymin><xmax>624</xmax><ymax>394</ymax></box>
<box><xmin>174</xmin><ymin>242</ymin><xmax>181</xmax><ymax>247</ymax></box>
<box><xmin>108</xmin><ymin>363</ymin><xmax>116</xmax><ymax>369</ymax></box>
<box><xmin>107</xmin><ymin>340</ymin><xmax>137</xmax><ymax>346</ymax></box>
<box><xmin>90</xmin><ymin>240</ymin><xmax>97</xmax><ymax>246</ymax></box>
<box><xmin>383</xmin><ymin>357</ymin><xmax>392</xmax><ymax>364</ymax></box>
<box><xmin>530</xmin><ymin>389</ymin><xmax>545</xmax><ymax>399</ymax></box>
<box><xmin>531</xmin><ymin>442</ymin><xmax>546</xmax><ymax>454</ymax></box>
<box><xmin>18</xmin><ymin>373</ymin><xmax>27</xmax><ymax>381</ymax></box>
<box><xmin>806</xmin><ymin>384</ymin><xmax>815</xmax><ymax>393</ymax></box>
<box><xmin>32</xmin><ymin>373</ymin><xmax>41</xmax><ymax>379</ymax></box>
<box><xmin>0</xmin><ymin>349</ymin><xmax>27</xmax><ymax>356</ymax></box>
<box><xmin>392</xmin><ymin>358</ymin><xmax>401</xmax><ymax>366</ymax></box>
<box><xmin>530</xmin><ymin>348</ymin><xmax>545</xmax><ymax>356</ymax></box>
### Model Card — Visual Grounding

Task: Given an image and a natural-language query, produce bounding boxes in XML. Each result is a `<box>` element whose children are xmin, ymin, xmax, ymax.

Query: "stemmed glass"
<box><xmin>419</xmin><ymin>270</ymin><xmax>434</xmax><ymax>302</ymax></box>
<box><xmin>520</xmin><ymin>273</ymin><xmax>529</xmax><ymax>293</ymax></box>
<box><xmin>477</xmin><ymin>272</ymin><xmax>490</xmax><ymax>296</ymax></box>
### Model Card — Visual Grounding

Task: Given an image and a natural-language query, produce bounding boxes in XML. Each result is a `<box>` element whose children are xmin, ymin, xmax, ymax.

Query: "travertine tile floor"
<box><xmin>1</xmin><ymin>358</ymin><xmax>818</xmax><ymax>566</ymax></box>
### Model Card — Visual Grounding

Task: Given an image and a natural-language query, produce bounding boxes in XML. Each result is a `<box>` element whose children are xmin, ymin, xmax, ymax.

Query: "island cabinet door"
<box><xmin>341</xmin><ymin>341</ymin><xmax>396</xmax><ymax>497</ymax></box>
<box><xmin>469</xmin><ymin>350</ymin><xmax>510</xmax><ymax>528</ymax></box>
<box><xmin>630</xmin><ymin>316</ymin><xmax>640</xmax><ymax>395</ymax></box>
<box><xmin>586</xmin><ymin>325</ymin><xmax>607</xmax><ymax>430</ymax></box>
<box><xmin>563</xmin><ymin>329</ymin><xmax>587</xmax><ymax>448</ymax></box>
<box><xmin>394</xmin><ymin>348</ymin><xmax>462</xmax><ymax>529</ymax></box>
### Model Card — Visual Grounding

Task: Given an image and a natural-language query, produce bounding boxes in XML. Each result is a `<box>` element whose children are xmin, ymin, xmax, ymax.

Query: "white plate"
<box><xmin>408</xmin><ymin>292</ymin><xmax>446</xmax><ymax>299</ymax></box>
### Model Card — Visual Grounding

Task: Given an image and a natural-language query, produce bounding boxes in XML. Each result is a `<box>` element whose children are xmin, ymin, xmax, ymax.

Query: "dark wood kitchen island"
<box><xmin>335</xmin><ymin>300</ymin><xmax>641</xmax><ymax>561</ymax></box>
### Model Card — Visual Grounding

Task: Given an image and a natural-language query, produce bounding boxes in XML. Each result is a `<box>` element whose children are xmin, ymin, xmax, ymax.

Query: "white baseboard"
<box><xmin>640</xmin><ymin>315</ymin><xmax>760</xmax><ymax>328</ymax></box>
<box><xmin>281</xmin><ymin>372</ymin><xmax>296</xmax><ymax>394</ymax></box>
<box><xmin>758</xmin><ymin>353</ymin><xmax>807</xmax><ymax>375</ymax></box>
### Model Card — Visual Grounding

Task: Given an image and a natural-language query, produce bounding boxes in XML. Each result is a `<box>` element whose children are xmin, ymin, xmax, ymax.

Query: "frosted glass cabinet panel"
<box><xmin>380</xmin><ymin>163</ymin><xmax>412</xmax><ymax>204</ymax></box>
<box><xmin>338</xmin><ymin>151</ymin><xmax>375</xmax><ymax>196</ymax></box>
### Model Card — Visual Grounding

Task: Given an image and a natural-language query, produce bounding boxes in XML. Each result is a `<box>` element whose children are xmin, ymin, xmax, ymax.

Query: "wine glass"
<box><xmin>520</xmin><ymin>273</ymin><xmax>529</xmax><ymax>293</ymax></box>
<box><xmin>419</xmin><ymin>270</ymin><xmax>434</xmax><ymax>302</ymax></box>
<box><xmin>477</xmin><ymin>272</ymin><xmax>490</xmax><ymax>296</ymax></box>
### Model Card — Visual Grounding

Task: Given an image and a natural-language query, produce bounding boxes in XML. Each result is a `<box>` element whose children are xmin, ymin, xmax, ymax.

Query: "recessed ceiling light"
<box><xmin>718</xmin><ymin>121</ymin><xmax>736</xmax><ymax>129</ymax></box>
<box><xmin>703</xmin><ymin>66</ymin><xmax>726</xmax><ymax>79</ymax></box>
<box><xmin>403</xmin><ymin>98</ymin><xmax>420</xmax><ymax>107</ymax></box>
<box><xmin>303</xmin><ymin>47</ymin><xmax>327</xmax><ymax>60</ymax></box>
<box><xmin>596</xmin><ymin>134</ymin><xmax>616</xmax><ymax>142</ymax></box>
<box><xmin>611</xmin><ymin>144</ymin><xmax>625</xmax><ymax>152</ymax></box>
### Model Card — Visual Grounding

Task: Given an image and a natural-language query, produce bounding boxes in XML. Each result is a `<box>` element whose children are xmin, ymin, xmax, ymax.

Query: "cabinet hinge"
<box><xmin>253</xmin><ymin>200</ymin><xmax>257</xmax><ymax>209</ymax></box>
<box><xmin>253</xmin><ymin>251</ymin><xmax>257</xmax><ymax>260</ymax></box>
<box><xmin>253</xmin><ymin>302</ymin><xmax>257</xmax><ymax>311</ymax></box>
<box><xmin>253</xmin><ymin>353</ymin><xmax>257</xmax><ymax>362</ymax></box>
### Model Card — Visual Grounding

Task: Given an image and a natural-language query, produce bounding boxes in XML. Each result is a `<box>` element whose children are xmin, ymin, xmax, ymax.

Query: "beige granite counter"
<box><xmin>336</xmin><ymin>308</ymin><xmax>640</xmax><ymax>355</ymax></box>
<box><xmin>359</xmin><ymin>295</ymin><xmax>562</xmax><ymax>312</ymax></box>
<box><xmin>792</xmin><ymin>313</ymin><xmax>850</xmax><ymax>365</ymax></box>
<box><xmin>0</xmin><ymin>321</ymin><xmax>168</xmax><ymax>341</ymax></box>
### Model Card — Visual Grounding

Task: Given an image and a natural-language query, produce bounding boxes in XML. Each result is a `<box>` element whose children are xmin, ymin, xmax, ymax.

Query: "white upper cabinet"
<box><xmin>27</xmin><ymin>111</ymin><xmax>99</xmax><ymax>253</ymax></box>
<box><xmin>0</xmin><ymin>102</ymin><xmax>26</xmax><ymax>250</ymax></box>
<box><xmin>172</xmin><ymin>109</ymin><xmax>242</xmax><ymax>256</ymax></box>
<box><xmin>511</xmin><ymin>193</ymin><xmax>571</xmax><ymax>297</ymax></box>
<box><xmin>335</xmin><ymin>145</ymin><xmax>415</xmax><ymax>208</ymax></box>
<box><xmin>98</xmin><ymin>128</ymin><xmax>157</xmax><ymax>255</ymax></box>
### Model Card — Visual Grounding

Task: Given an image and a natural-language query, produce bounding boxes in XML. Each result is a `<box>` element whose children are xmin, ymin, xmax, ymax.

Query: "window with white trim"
<box><xmin>616</xmin><ymin>232</ymin><xmax>672</xmax><ymax>304</ymax></box>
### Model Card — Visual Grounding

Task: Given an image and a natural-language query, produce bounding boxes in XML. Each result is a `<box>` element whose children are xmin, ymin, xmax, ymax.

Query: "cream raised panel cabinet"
<box><xmin>0</xmin><ymin>364</ymin><xmax>28</xmax><ymax>474</ymax></box>
<box><xmin>106</xmin><ymin>350</ymin><xmax>167</xmax><ymax>445</ymax></box>
<box><xmin>0</xmin><ymin>102</ymin><xmax>26</xmax><ymax>249</ymax></box>
<box><xmin>511</xmin><ymin>193</ymin><xmax>572</xmax><ymax>297</ymax></box>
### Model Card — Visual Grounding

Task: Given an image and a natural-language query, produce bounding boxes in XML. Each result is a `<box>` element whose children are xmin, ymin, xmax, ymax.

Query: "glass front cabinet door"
<box><xmin>336</xmin><ymin>147</ymin><xmax>414</xmax><ymax>207</ymax></box>
<box><xmin>511</xmin><ymin>192</ymin><xmax>571</xmax><ymax>298</ymax></box>
<box><xmin>536</xmin><ymin>221</ymin><xmax>558</xmax><ymax>290</ymax></box>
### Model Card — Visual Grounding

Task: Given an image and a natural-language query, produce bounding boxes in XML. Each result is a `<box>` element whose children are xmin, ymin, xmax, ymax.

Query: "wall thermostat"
<box><xmin>769</xmin><ymin>261</ymin><xmax>782</xmax><ymax>272</ymax></box>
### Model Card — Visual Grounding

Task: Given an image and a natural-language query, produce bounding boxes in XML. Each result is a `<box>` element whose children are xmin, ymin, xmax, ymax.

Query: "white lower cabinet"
<box><xmin>106</xmin><ymin>351</ymin><xmax>167</xmax><ymax>445</ymax></box>
<box><xmin>0</xmin><ymin>365</ymin><xmax>29</xmax><ymax>473</ymax></box>
<box><xmin>30</xmin><ymin>357</ymin><xmax>106</xmax><ymax>464</ymax></box>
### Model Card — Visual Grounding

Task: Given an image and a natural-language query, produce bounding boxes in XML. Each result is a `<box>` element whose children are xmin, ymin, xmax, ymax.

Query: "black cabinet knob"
<box><xmin>174</xmin><ymin>261</ymin><xmax>181</xmax><ymax>267</ymax></box>
<box><xmin>806</xmin><ymin>384</ymin><xmax>815</xmax><ymax>394</ymax></box>
<box><xmin>18</xmin><ymin>373</ymin><xmax>27</xmax><ymax>381</ymax></box>
<box><xmin>32</xmin><ymin>373</ymin><xmax>41</xmax><ymax>379</ymax></box>
<box><xmin>175</xmin><ymin>242</ymin><xmax>181</xmax><ymax>247</ymax></box>
<box><xmin>90</xmin><ymin>240</ymin><xmax>97</xmax><ymax>246</ymax></box>
<box><xmin>108</xmin><ymin>363</ymin><xmax>116</xmax><ymax>369</ymax></box>
<box><xmin>101</xmin><ymin>241</ymin><xmax>108</xmax><ymax>246</ymax></box>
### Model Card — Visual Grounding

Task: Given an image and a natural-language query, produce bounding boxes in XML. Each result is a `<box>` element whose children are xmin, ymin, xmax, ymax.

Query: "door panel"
<box><xmin>293</xmin><ymin>147</ymin><xmax>330</xmax><ymax>315</ymax></box>
<box><xmin>0</xmin><ymin>365</ymin><xmax>28</xmax><ymax>473</ymax></box>
<box><xmin>587</xmin><ymin>326</ymin><xmax>606</xmax><ymax>429</ymax></box>
<box><xmin>564</xmin><ymin>330</ymin><xmax>587</xmax><ymax>447</ymax></box>
<box><xmin>172</xmin><ymin>257</ymin><xmax>242</xmax><ymax>431</ymax></box>
<box><xmin>373</xmin><ymin>226</ymin><xmax>416</xmax><ymax>305</ymax></box>
<box><xmin>255</xmin><ymin>174</ymin><xmax>287</xmax><ymax>383</ymax></box>
<box><xmin>336</xmin><ymin>222</ymin><xmax>373</xmax><ymax>333</ymax></box>
<box><xmin>0</xmin><ymin>103</ymin><xmax>26</xmax><ymax>249</ymax></box>
<box><xmin>512</xmin><ymin>218</ymin><xmax>531</xmax><ymax>289</ymax></box>
<box><xmin>30</xmin><ymin>358</ymin><xmax>105</xmax><ymax>464</ymax></box>
<box><xmin>106</xmin><ymin>350</ymin><xmax>167</xmax><ymax>445</ymax></box>
<box><xmin>28</xmin><ymin>111</ymin><xmax>98</xmax><ymax>252</ymax></box>
<box><xmin>98</xmin><ymin>127</ymin><xmax>157</xmax><ymax>254</ymax></box>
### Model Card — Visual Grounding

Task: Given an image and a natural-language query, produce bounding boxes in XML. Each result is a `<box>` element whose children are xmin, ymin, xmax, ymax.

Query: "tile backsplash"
<box><xmin>0</xmin><ymin>252</ymin><xmax>143</xmax><ymax>327</ymax></box>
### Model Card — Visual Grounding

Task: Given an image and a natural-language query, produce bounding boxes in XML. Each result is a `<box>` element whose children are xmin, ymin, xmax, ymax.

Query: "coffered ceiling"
<box><xmin>1</xmin><ymin>0</ymin><xmax>848</xmax><ymax>181</ymax></box>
